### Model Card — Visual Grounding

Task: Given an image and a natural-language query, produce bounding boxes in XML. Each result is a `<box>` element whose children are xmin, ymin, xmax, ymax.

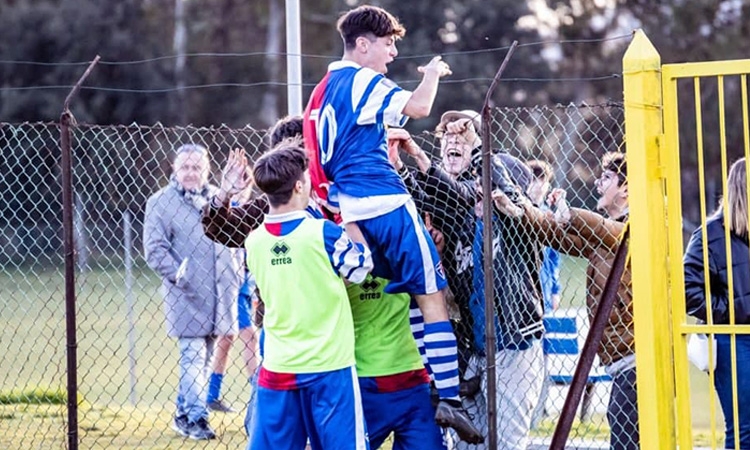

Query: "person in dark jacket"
<box><xmin>387</xmin><ymin>110</ymin><xmax>484</xmax><ymax>397</ymax></box>
<box><xmin>684</xmin><ymin>157</ymin><xmax>750</xmax><ymax>450</ymax></box>
<box><xmin>391</xmin><ymin>119</ymin><xmax>545</xmax><ymax>447</ymax></box>
<box><xmin>458</xmin><ymin>153</ymin><xmax>545</xmax><ymax>450</ymax></box>
<box><xmin>493</xmin><ymin>151</ymin><xmax>635</xmax><ymax>450</ymax></box>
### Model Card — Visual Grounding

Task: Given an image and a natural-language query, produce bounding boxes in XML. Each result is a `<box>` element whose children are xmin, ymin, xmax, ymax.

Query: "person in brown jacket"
<box><xmin>201</xmin><ymin>116</ymin><xmax>328</xmax><ymax>248</ymax></box>
<box><xmin>493</xmin><ymin>152</ymin><xmax>637</xmax><ymax>450</ymax></box>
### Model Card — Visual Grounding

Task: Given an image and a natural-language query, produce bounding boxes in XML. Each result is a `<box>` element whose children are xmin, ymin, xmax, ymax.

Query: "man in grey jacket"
<box><xmin>144</xmin><ymin>143</ymin><xmax>243</xmax><ymax>440</ymax></box>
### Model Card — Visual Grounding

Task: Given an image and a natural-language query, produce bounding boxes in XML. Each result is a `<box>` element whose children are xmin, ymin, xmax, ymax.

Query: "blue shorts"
<box><xmin>359</xmin><ymin>380</ymin><xmax>447</xmax><ymax>450</ymax></box>
<box><xmin>244</xmin><ymin>366</ymin><xmax>260</xmax><ymax>437</ymax></box>
<box><xmin>359</xmin><ymin>200</ymin><xmax>447</xmax><ymax>295</ymax></box>
<box><xmin>238</xmin><ymin>290</ymin><xmax>252</xmax><ymax>330</ymax></box>
<box><xmin>247</xmin><ymin>366</ymin><xmax>369</xmax><ymax>450</ymax></box>
<box><xmin>238</xmin><ymin>275</ymin><xmax>254</xmax><ymax>330</ymax></box>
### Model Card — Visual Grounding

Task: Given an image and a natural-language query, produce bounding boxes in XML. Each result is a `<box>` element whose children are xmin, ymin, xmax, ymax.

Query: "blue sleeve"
<box><xmin>546</xmin><ymin>247</ymin><xmax>562</xmax><ymax>295</ymax></box>
<box><xmin>322</xmin><ymin>221</ymin><xmax>373</xmax><ymax>283</ymax></box>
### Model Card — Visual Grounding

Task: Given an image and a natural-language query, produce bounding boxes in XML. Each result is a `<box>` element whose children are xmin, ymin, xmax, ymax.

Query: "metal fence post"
<box><xmin>123</xmin><ymin>210</ymin><xmax>138</xmax><ymax>406</ymax></box>
<box><xmin>60</xmin><ymin>56</ymin><xmax>100</xmax><ymax>450</ymax></box>
<box><xmin>623</xmin><ymin>30</ymin><xmax>676</xmax><ymax>449</ymax></box>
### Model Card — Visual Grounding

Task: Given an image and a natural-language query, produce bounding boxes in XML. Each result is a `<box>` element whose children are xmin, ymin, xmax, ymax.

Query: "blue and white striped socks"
<box><xmin>423</xmin><ymin>320</ymin><xmax>460</xmax><ymax>401</ymax></box>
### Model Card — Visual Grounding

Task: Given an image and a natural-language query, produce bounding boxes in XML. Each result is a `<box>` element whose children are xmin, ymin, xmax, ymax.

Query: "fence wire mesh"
<box><xmin>0</xmin><ymin>103</ymin><xmax>633</xmax><ymax>450</ymax></box>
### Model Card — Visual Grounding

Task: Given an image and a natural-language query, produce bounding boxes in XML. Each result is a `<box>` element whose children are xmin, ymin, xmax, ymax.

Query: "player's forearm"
<box><xmin>402</xmin><ymin>72</ymin><xmax>440</xmax><ymax>119</ymax></box>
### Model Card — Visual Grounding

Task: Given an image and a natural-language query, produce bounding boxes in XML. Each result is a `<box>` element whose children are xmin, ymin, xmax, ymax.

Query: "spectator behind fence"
<box><xmin>388</xmin><ymin>110</ymin><xmax>482</xmax><ymax>398</ymax></box>
<box><xmin>683</xmin><ymin>157</ymin><xmax>750</xmax><ymax>450</ymax></box>
<box><xmin>388</xmin><ymin>110</ymin><xmax>535</xmax><ymax>404</ymax></box>
<box><xmin>392</xmin><ymin>127</ymin><xmax>547</xmax><ymax>448</ymax></box>
<box><xmin>526</xmin><ymin>160</ymin><xmax>562</xmax><ymax>313</ymax></box>
<box><xmin>301</xmin><ymin>5</ymin><xmax>482</xmax><ymax>443</ymax></box>
<box><xmin>143</xmin><ymin>143</ymin><xmax>244</xmax><ymax>441</ymax></box>
<box><xmin>493</xmin><ymin>151</ymin><xmax>636</xmax><ymax>450</ymax></box>
<box><xmin>456</xmin><ymin>153</ymin><xmax>545</xmax><ymax>450</ymax></box>
<box><xmin>244</xmin><ymin>142</ymin><xmax>372</xmax><ymax>449</ymax></box>
<box><xmin>525</xmin><ymin>159</ymin><xmax>562</xmax><ymax>430</ymax></box>
<box><xmin>205</xmin><ymin>185</ymin><xmax>261</xmax><ymax>414</ymax></box>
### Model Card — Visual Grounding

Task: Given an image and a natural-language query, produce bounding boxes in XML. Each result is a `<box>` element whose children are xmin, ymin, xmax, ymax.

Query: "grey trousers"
<box><xmin>452</xmin><ymin>341</ymin><xmax>544</xmax><ymax>450</ymax></box>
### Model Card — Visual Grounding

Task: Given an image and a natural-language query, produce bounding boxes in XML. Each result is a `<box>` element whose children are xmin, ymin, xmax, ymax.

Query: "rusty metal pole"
<box><xmin>60</xmin><ymin>56</ymin><xmax>99</xmax><ymax>450</ymax></box>
<box><xmin>549</xmin><ymin>225</ymin><xmax>630</xmax><ymax>450</ymax></box>
<box><xmin>480</xmin><ymin>41</ymin><xmax>517</xmax><ymax>450</ymax></box>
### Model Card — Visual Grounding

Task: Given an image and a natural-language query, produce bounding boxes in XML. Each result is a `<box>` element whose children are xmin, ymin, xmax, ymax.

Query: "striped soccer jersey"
<box><xmin>303</xmin><ymin>60</ymin><xmax>412</xmax><ymax>206</ymax></box>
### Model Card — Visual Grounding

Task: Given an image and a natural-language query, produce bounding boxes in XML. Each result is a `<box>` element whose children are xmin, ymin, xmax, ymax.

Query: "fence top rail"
<box><xmin>663</xmin><ymin>58</ymin><xmax>750</xmax><ymax>80</ymax></box>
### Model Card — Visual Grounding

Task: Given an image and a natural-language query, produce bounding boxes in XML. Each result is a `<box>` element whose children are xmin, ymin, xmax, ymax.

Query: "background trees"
<box><xmin>1</xmin><ymin>0</ymin><xmax>750</xmax><ymax>232</ymax></box>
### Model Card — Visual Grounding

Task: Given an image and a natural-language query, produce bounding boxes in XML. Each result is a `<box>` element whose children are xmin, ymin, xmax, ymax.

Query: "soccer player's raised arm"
<box><xmin>323</xmin><ymin>221</ymin><xmax>373</xmax><ymax>284</ymax></box>
<box><xmin>402</xmin><ymin>56</ymin><xmax>452</xmax><ymax>119</ymax></box>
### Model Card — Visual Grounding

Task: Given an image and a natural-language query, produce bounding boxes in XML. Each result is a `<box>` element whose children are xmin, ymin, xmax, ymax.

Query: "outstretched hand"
<box><xmin>387</xmin><ymin>128</ymin><xmax>431</xmax><ymax>174</ymax></box>
<box><xmin>547</xmin><ymin>188</ymin><xmax>571</xmax><ymax>225</ymax></box>
<box><xmin>387</xmin><ymin>128</ymin><xmax>421</xmax><ymax>157</ymax></box>
<box><xmin>219</xmin><ymin>148</ymin><xmax>253</xmax><ymax>203</ymax></box>
<box><xmin>491</xmin><ymin>190</ymin><xmax>524</xmax><ymax>218</ymax></box>
<box><xmin>312</xmin><ymin>185</ymin><xmax>341</xmax><ymax>215</ymax></box>
<box><xmin>445</xmin><ymin>118</ymin><xmax>479</xmax><ymax>145</ymax></box>
<box><xmin>418</xmin><ymin>56</ymin><xmax>452</xmax><ymax>78</ymax></box>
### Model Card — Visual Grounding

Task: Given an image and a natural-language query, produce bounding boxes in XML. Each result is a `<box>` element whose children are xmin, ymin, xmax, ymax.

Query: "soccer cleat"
<box><xmin>187</xmin><ymin>417</ymin><xmax>217</xmax><ymax>440</ymax></box>
<box><xmin>435</xmin><ymin>399</ymin><xmax>484</xmax><ymax>445</ymax></box>
<box><xmin>207</xmin><ymin>399</ymin><xmax>236</xmax><ymax>413</ymax></box>
<box><xmin>171</xmin><ymin>415</ymin><xmax>189</xmax><ymax>437</ymax></box>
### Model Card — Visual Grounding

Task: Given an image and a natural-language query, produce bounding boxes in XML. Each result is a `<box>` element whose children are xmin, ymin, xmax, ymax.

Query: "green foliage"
<box><xmin>0</xmin><ymin>0</ymin><xmax>174</xmax><ymax>124</ymax></box>
<box><xmin>0</xmin><ymin>388</ymin><xmax>67</xmax><ymax>405</ymax></box>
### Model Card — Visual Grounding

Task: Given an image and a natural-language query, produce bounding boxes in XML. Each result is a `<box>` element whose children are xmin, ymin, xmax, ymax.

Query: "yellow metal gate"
<box><xmin>624</xmin><ymin>30</ymin><xmax>750</xmax><ymax>449</ymax></box>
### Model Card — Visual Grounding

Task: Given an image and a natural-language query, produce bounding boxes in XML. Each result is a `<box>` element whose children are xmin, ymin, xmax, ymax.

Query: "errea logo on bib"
<box><xmin>359</xmin><ymin>277</ymin><xmax>381</xmax><ymax>301</ymax></box>
<box><xmin>270</xmin><ymin>241</ymin><xmax>292</xmax><ymax>266</ymax></box>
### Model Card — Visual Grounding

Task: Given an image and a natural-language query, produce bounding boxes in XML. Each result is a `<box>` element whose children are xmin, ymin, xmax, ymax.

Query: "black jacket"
<box><xmin>474</xmin><ymin>211</ymin><xmax>545</xmax><ymax>349</ymax></box>
<box><xmin>399</xmin><ymin>163</ymin><xmax>478</xmax><ymax>355</ymax></box>
<box><xmin>684</xmin><ymin>213</ymin><xmax>750</xmax><ymax>324</ymax></box>
<box><xmin>401</xmin><ymin>159</ymin><xmax>544</xmax><ymax>349</ymax></box>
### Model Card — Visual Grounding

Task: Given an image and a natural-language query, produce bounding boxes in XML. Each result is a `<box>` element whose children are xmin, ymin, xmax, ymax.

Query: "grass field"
<box><xmin>0</xmin><ymin>256</ymin><xmax>728</xmax><ymax>448</ymax></box>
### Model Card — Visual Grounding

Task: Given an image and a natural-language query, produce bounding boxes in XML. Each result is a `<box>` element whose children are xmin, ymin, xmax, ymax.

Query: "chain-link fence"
<box><xmin>0</xmin><ymin>103</ymin><xmax>630</xmax><ymax>449</ymax></box>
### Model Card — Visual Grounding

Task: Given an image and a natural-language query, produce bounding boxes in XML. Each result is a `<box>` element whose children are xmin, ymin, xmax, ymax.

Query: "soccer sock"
<box><xmin>423</xmin><ymin>320</ymin><xmax>460</xmax><ymax>401</ymax></box>
<box><xmin>409</xmin><ymin>300</ymin><xmax>432</xmax><ymax>378</ymax></box>
<box><xmin>207</xmin><ymin>373</ymin><xmax>223</xmax><ymax>403</ymax></box>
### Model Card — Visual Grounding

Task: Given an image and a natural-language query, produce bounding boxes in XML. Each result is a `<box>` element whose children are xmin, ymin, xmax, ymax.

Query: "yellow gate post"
<box><xmin>623</xmin><ymin>30</ymin><xmax>677</xmax><ymax>449</ymax></box>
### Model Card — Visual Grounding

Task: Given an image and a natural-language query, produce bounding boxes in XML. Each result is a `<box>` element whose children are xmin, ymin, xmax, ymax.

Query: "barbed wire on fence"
<box><xmin>0</xmin><ymin>74</ymin><xmax>623</xmax><ymax>94</ymax></box>
<box><xmin>0</xmin><ymin>33</ymin><xmax>633</xmax><ymax>67</ymax></box>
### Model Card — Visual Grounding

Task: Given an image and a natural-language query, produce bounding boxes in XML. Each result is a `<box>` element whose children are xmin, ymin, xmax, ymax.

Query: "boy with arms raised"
<box><xmin>244</xmin><ymin>141</ymin><xmax>372</xmax><ymax>450</ymax></box>
<box><xmin>303</xmin><ymin>6</ymin><xmax>481</xmax><ymax>443</ymax></box>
